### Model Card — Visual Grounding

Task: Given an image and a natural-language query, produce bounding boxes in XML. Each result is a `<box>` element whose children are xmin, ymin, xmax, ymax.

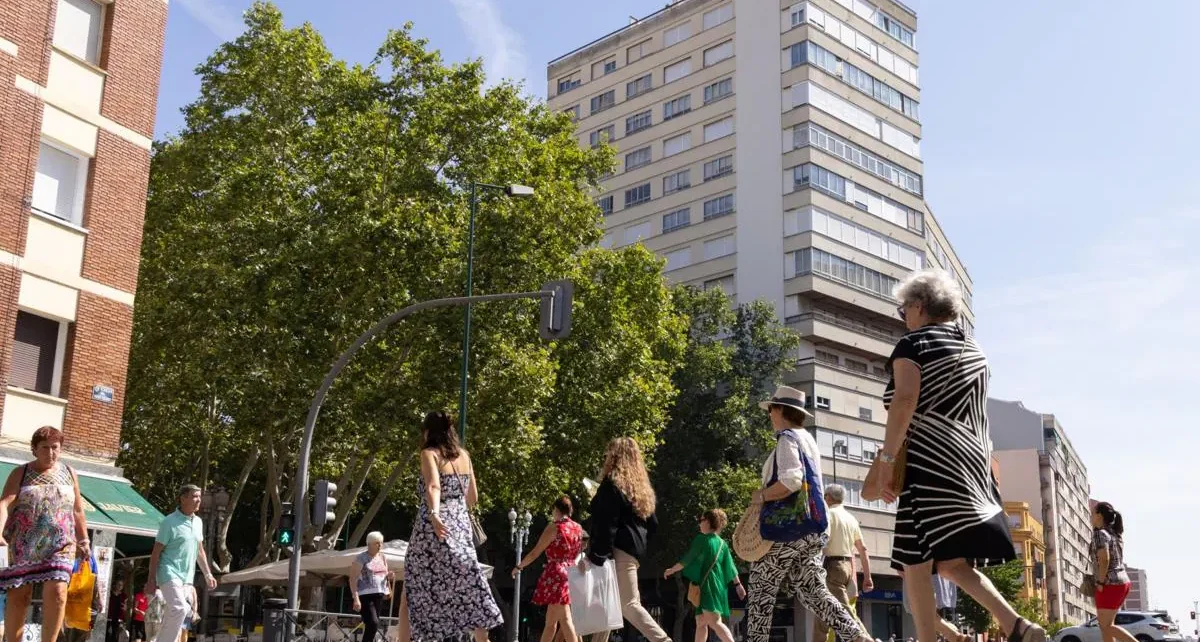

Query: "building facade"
<box><xmin>990</xmin><ymin>399</ymin><xmax>1095</xmax><ymax>624</ymax></box>
<box><xmin>0</xmin><ymin>0</ymin><xmax>167</xmax><ymax>613</ymax></box>
<box><xmin>1125</xmin><ymin>567</ymin><xmax>1150</xmax><ymax>611</ymax></box>
<box><xmin>548</xmin><ymin>0</ymin><xmax>974</xmax><ymax>638</ymax></box>
<box><xmin>1004</xmin><ymin>501</ymin><xmax>1049</xmax><ymax>613</ymax></box>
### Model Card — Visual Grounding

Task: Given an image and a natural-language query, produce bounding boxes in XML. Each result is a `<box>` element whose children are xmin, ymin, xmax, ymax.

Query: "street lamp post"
<box><xmin>508</xmin><ymin>508</ymin><xmax>533</xmax><ymax>642</ymax></box>
<box><xmin>458</xmin><ymin>181</ymin><xmax>536</xmax><ymax>445</ymax></box>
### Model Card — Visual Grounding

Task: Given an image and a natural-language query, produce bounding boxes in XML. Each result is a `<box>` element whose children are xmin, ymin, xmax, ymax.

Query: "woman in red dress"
<box><xmin>513</xmin><ymin>496</ymin><xmax>585</xmax><ymax>642</ymax></box>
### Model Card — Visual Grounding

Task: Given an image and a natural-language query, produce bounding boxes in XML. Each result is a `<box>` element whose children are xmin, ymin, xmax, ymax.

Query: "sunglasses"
<box><xmin>896</xmin><ymin>305</ymin><xmax>906</xmax><ymax>321</ymax></box>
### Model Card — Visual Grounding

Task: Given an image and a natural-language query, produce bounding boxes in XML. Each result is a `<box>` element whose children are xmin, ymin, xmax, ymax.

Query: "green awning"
<box><xmin>76</xmin><ymin>475</ymin><xmax>164</xmax><ymax>537</ymax></box>
<box><xmin>0</xmin><ymin>461</ymin><xmax>163</xmax><ymax>538</ymax></box>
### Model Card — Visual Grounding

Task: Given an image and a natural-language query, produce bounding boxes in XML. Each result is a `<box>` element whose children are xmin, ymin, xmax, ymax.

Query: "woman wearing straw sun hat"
<box><xmin>741</xmin><ymin>386</ymin><xmax>873</xmax><ymax>642</ymax></box>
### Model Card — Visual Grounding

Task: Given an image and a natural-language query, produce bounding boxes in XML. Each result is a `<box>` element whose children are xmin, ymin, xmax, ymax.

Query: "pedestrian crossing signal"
<box><xmin>278</xmin><ymin>502</ymin><xmax>295</xmax><ymax>547</ymax></box>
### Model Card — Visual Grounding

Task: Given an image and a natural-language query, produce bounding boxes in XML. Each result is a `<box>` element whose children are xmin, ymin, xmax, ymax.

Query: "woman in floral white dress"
<box><xmin>401</xmin><ymin>411</ymin><xmax>502</xmax><ymax>642</ymax></box>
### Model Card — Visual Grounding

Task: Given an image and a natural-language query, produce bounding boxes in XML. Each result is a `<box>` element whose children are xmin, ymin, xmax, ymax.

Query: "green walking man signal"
<box><xmin>278</xmin><ymin>502</ymin><xmax>295</xmax><ymax>546</ymax></box>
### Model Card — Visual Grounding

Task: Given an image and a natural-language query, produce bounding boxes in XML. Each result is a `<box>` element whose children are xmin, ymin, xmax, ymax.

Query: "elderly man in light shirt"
<box><xmin>814</xmin><ymin>484</ymin><xmax>873</xmax><ymax>642</ymax></box>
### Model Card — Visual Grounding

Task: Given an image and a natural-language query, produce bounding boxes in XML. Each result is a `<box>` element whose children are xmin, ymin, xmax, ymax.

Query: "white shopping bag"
<box><xmin>568</xmin><ymin>559</ymin><xmax>622</xmax><ymax>636</ymax></box>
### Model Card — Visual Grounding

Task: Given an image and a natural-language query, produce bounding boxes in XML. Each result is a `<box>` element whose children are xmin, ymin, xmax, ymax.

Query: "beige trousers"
<box><xmin>590</xmin><ymin>549</ymin><xmax>671</xmax><ymax>642</ymax></box>
<box><xmin>813</xmin><ymin>559</ymin><xmax>861</xmax><ymax>642</ymax></box>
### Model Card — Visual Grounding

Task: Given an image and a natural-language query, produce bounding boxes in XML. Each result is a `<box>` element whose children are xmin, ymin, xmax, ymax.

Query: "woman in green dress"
<box><xmin>663</xmin><ymin>509</ymin><xmax>745</xmax><ymax>642</ymax></box>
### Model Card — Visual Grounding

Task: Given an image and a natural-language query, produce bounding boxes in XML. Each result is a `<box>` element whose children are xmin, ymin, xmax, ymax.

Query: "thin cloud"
<box><xmin>176</xmin><ymin>0</ymin><xmax>244</xmax><ymax>42</ymax></box>
<box><xmin>447</xmin><ymin>0</ymin><xmax>529</xmax><ymax>87</ymax></box>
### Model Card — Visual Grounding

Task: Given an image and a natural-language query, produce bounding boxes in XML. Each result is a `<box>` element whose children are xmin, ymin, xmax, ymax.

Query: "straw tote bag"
<box><xmin>732</xmin><ymin>497</ymin><xmax>772</xmax><ymax>562</ymax></box>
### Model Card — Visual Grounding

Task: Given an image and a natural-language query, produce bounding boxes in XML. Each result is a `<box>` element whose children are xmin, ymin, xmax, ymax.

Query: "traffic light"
<box><xmin>539</xmin><ymin>280</ymin><xmax>573</xmax><ymax>341</ymax></box>
<box><xmin>277</xmin><ymin>502</ymin><xmax>295</xmax><ymax>547</ymax></box>
<box><xmin>313</xmin><ymin>480</ymin><xmax>338</xmax><ymax>526</ymax></box>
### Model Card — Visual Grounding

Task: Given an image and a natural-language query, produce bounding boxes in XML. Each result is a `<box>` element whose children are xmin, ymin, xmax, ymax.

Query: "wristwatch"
<box><xmin>879</xmin><ymin>452</ymin><xmax>898</xmax><ymax>464</ymax></box>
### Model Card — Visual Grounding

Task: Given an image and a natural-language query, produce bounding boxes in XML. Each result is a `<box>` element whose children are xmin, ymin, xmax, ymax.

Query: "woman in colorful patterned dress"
<box><xmin>0</xmin><ymin>426</ymin><xmax>90</xmax><ymax>642</ymax></box>
<box><xmin>513</xmin><ymin>496</ymin><xmax>584</xmax><ymax>642</ymax></box>
<box><xmin>401</xmin><ymin>411</ymin><xmax>503</xmax><ymax>642</ymax></box>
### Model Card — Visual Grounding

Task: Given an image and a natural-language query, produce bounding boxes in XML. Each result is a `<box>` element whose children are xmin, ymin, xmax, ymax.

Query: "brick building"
<box><xmin>0</xmin><ymin>0</ymin><xmax>166</xmax><ymax>584</ymax></box>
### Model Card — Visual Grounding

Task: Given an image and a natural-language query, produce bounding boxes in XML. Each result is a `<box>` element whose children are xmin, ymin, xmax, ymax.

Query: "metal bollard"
<box><xmin>262</xmin><ymin>599</ymin><xmax>288</xmax><ymax>642</ymax></box>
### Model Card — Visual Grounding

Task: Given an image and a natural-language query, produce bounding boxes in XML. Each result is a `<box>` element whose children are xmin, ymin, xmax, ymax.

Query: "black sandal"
<box><xmin>1011</xmin><ymin>618</ymin><xmax>1047</xmax><ymax>642</ymax></box>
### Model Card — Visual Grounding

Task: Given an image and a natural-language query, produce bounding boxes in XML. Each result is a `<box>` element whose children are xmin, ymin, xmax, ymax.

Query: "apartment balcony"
<box><xmin>784</xmin><ymin>273</ymin><xmax>899</xmax><ymax>322</ymax></box>
<box><xmin>787</xmin><ymin>309</ymin><xmax>899</xmax><ymax>359</ymax></box>
<box><xmin>791</xmin><ymin>357</ymin><xmax>888</xmax><ymax>396</ymax></box>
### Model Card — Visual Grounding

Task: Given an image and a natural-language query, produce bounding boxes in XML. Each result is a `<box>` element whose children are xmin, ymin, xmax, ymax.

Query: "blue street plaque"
<box><xmin>91</xmin><ymin>385</ymin><xmax>114</xmax><ymax>403</ymax></box>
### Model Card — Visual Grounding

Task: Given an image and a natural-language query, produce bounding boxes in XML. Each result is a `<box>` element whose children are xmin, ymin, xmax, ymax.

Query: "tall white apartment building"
<box><xmin>548</xmin><ymin>1</ymin><xmax>973</xmax><ymax>637</ymax></box>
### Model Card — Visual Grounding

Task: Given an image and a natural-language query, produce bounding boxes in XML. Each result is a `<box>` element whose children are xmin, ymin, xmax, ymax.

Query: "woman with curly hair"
<box><xmin>584</xmin><ymin>437</ymin><xmax>670</xmax><ymax>642</ymax></box>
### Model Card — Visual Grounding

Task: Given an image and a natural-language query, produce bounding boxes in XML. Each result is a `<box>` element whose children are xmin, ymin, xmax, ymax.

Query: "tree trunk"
<box><xmin>216</xmin><ymin>444</ymin><xmax>260</xmax><ymax>572</ymax></box>
<box><xmin>249</xmin><ymin>431</ymin><xmax>286</xmax><ymax>567</ymax></box>
<box><xmin>347</xmin><ymin>454</ymin><xmax>413</xmax><ymax>547</ymax></box>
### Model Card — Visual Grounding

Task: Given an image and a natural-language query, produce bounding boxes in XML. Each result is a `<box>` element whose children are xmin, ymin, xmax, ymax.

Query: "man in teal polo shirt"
<box><xmin>146</xmin><ymin>485</ymin><xmax>216</xmax><ymax>642</ymax></box>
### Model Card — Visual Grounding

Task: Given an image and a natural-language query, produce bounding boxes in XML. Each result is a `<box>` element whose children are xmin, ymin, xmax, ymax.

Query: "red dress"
<box><xmin>531</xmin><ymin>518</ymin><xmax>583</xmax><ymax>606</ymax></box>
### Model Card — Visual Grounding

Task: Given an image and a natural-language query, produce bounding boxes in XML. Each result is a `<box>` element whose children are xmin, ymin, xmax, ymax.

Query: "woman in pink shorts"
<box><xmin>1090</xmin><ymin>502</ymin><xmax>1134</xmax><ymax>642</ymax></box>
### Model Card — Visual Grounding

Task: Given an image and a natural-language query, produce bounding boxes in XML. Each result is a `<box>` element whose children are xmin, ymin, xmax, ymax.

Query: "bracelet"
<box><xmin>879</xmin><ymin>452</ymin><xmax>898</xmax><ymax>464</ymax></box>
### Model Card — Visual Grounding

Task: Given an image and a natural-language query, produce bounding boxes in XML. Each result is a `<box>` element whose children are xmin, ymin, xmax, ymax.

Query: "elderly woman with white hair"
<box><xmin>350</xmin><ymin>531</ymin><xmax>393</xmax><ymax>642</ymax></box>
<box><xmin>866</xmin><ymin>269</ymin><xmax>1045</xmax><ymax>642</ymax></box>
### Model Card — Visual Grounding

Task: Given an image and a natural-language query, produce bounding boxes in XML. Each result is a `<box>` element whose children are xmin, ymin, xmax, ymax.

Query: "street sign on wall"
<box><xmin>92</xmin><ymin>385</ymin><xmax>114</xmax><ymax>403</ymax></box>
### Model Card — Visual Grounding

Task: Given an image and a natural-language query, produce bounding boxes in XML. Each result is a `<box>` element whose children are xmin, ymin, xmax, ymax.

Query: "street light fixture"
<box><xmin>459</xmin><ymin>181</ymin><xmax>535</xmax><ymax>445</ymax></box>
<box><xmin>508</xmin><ymin>508</ymin><xmax>533</xmax><ymax>642</ymax></box>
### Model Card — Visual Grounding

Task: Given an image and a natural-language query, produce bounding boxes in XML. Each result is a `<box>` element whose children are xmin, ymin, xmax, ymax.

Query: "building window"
<box><xmin>815</xmin><ymin>350</ymin><xmax>839</xmax><ymax>365</ymax></box>
<box><xmin>704</xmin><ymin>78</ymin><xmax>732</xmax><ymax>104</ymax></box>
<box><xmin>703</xmin><ymin>235</ymin><xmax>735</xmax><ymax>260</ymax></box>
<box><xmin>590</xmin><ymin>90</ymin><xmax>615</xmax><ymax>115</ymax></box>
<box><xmin>793</xmin><ymin>248</ymin><xmax>901</xmax><ymax>300</ymax></box>
<box><xmin>704</xmin><ymin>275</ymin><xmax>734</xmax><ymax>293</ymax></box>
<box><xmin>624</xmin><ymin>221</ymin><xmax>651</xmax><ymax>245</ymax></box>
<box><xmin>859</xmin><ymin>407</ymin><xmax>873</xmax><ymax>421</ymax></box>
<box><xmin>32</xmin><ymin>141</ymin><xmax>88</xmax><ymax>226</ymax></box>
<box><xmin>54</xmin><ymin>0</ymin><xmax>104</xmax><ymax>65</ymax></box>
<box><xmin>662</xmin><ymin>208</ymin><xmax>691</xmax><ymax>233</ymax></box>
<box><xmin>703</xmin><ymin>41</ymin><xmax>734</xmax><ymax>67</ymax></box>
<box><xmin>624</xmin><ymin>147</ymin><xmax>651</xmax><ymax>171</ymax></box>
<box><xmin>703</xmin><ymin>155</ymin><xmax>732</xmax><ymax>181</ymax></box>
<box><xmin>794</xmin><ymin>122</ymin><xmax>922</xmax><ymax>195</ymax></box>
<box><xmin>591</xmin><ymin>57</ymin><xmax>616</xmax><ymax>79</ymax></box>
<box><xmin>563</xmin><ymin>105</ymin><xmax>580</xmax><ymax>121</ymax></box>
<box><xmin>793</xmin><ymin>163</ymin><xmax>846</xmax><ymax>199</ymax></box>
<box><xmin>664</xmin><ymin>22</ymin><xmax>691</xmax><ymax>48</ymax></box>
<box><xmin>845</xmin><ymin>359</ymin><xmax>868</xmax><ymax>373</ymax></box>
<box><xmin>702</xmin><ymin>193</ymin><xmax>734</xmax><ymax>220</ymax></box>
<box><xmin>815</xmin><ymin>395</ymin><xmax>832</xmax><ymax>409</ymax></box>
<box><xmin>791</xmin><ymin>40</ymin><xmax>919</xmax><ymax>119</ymax></box>
<box><xmin>627</xmin><ymin>74</ymin><xmax>653</xmax><ymax>99</ymax></box>
<box><xmin>663</xmin><ymin>95</ymin><xmax>691</xmax><ymax>120</ymax></box>
<box><xmin>597</xmin><ymin>195</ymin><xmax>613</xmax><ymax>216</ymax></box>
<box><xmin>665</xmin><ymin>247</ymin><xmax>691</xmax><ymax>271</ymax></box>
<box><xmin>793</xmin><ymin>206</ymin><xmax>925</xmax><ymax>270</ymax></box>
<box><xmin>589</xmin><ymin>124</ymin><xmax>615</xmax><ymax>147</ymax></box>
<box><xmin>874</xmin><ymin>11</ymin><xmax>915</xmax><ymax>49</ymax></box>
<box><xmin>663</xmin><ymin>132</ymin><xmax>692</xmax><ymax>157</ymax></box>
<box><xmin>664</xmin><ymin>59</ymin><xmax>692</xmax><ymax>84</ymax></box>
<box><xmin>624</xmin><ymin>183</ymin><xmax>651</xmax><ymax>207</ymax></box>
<box><xmin>703</xmin><ymin>4</ymin><xmax>733</xmax><ymax>30</ymax></box>
<box><xmin>663</xmin><ymin>169</ymin><xmax>691</xmax><ymax>194</ymax></box>
<box><xmin>703</xmin><ymin>117</ymin><xmax>734</xmax><ymax>142</ymax></box>
<box><xmin>626</xmin><ymin>110</ymin><xmax>653</xmax><ymax>135</ymax></box>
<box><xmin>627</xmin><ymin>39</ymin><xmax>652</xmax><ymax>64</ymax></box>
<box><xmin>10</xmin><ymin>311</ymin><xmax>65</xmax><ymax>396</ymax></box>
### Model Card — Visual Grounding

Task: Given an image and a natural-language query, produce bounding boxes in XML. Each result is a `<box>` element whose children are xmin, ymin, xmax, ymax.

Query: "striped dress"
<box><xmin>883</xmin><ymin>323</ymin><xmax>1015</xmax><ymax>569</ymax></box>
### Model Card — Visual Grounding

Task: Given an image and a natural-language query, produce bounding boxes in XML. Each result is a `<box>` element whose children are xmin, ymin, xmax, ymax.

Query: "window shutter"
<box><xmin>11</xmin><ymin>312</ymin><xmax>60</xmax><ymax>394</ymax></box>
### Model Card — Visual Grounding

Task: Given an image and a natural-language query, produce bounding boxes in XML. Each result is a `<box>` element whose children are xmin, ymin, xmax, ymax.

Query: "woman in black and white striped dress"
<box><xmin>872</xmin><ymin>269</ymin><xmax>1045</xmax><ymax>642</ymax></box>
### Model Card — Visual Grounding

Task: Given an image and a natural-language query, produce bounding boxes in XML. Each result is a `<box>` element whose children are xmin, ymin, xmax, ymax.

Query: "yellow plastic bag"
<box><xmin>65</xmin><ymin>556</ymin><xmax>97</xmax><ymax>631</ymax></box>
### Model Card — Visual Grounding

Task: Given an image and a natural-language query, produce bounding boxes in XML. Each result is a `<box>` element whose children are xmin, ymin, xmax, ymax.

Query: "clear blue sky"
<box><xmin>158</xmin><ymin>0</ymin><xmax>1200</xmax><ymax>627</ymax></box>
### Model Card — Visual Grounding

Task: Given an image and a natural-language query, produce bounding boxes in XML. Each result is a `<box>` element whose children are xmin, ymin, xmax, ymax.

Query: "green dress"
<box><xmin>680</xmin><ymin>533</ymin><xmax>739</xmax><ymax>618</ymax></box>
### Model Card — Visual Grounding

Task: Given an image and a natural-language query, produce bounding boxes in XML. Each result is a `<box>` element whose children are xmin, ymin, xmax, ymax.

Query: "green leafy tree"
<box><xmin>649</xmin><ymin>289</ymin><xmax>801</xmax><ymax>639</ymax></box>
<box><xmin>123</xmin><ymin>1</ymin><xmax>683</xmax><ymax>573</ymax></box>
